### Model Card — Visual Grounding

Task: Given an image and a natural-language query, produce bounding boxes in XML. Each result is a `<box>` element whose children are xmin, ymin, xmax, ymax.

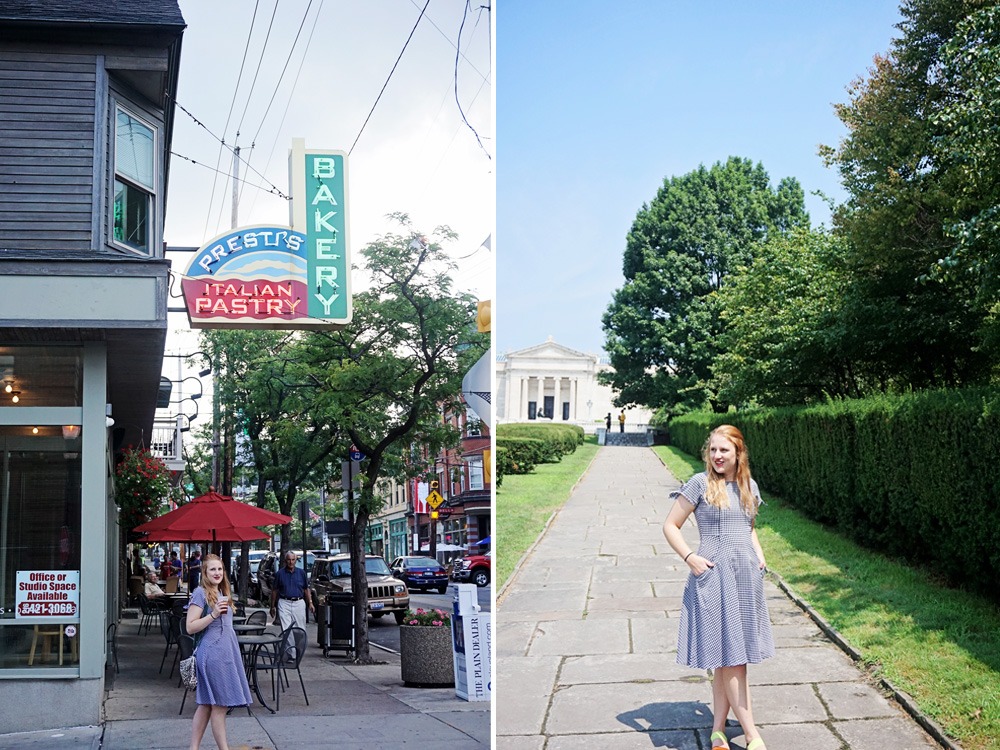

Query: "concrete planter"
<box><xmin>399</xmin><ymin>625</ymin><xmax>455</xmax><ymax>687</ymax></box>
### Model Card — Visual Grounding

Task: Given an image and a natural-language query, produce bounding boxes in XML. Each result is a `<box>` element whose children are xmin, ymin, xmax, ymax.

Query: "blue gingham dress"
<box><xmin>671</xmin><ymin>473</ymin><xmax>774</xmax><ymax>669</ymax></box>
<box><xmin>190</xmin><ymin>587</ymin><xmax>253</xmax><ymax>707</ymax></box>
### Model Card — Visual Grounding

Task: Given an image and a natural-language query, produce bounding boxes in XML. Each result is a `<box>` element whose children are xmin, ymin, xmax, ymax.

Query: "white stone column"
<box><xmin>570</xmin><ymin>377</ymin><xmax>578</xmax><ymax>420</ymax></box>
<box><xmin>553</xmin><ymin>377</ymin><xmax>562</xmax><ymax>420</ymax></box>
<box><xmin>536</xmin><ymin>376</ymin><xmax>545</xmax><ymax>417</ymax></box>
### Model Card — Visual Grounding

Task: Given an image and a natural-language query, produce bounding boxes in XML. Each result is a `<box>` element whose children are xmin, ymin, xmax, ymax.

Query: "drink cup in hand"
<box><xmin>217</xmin><ymin>596</ymin><xmax>229</xmax><ymax>615</ymax></box>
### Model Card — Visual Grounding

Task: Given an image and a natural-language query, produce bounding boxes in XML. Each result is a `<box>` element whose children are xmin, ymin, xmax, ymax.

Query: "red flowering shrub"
<box><xmin>115</xmin><ymin>447</ymin><xmax>172</xmax><ymax>531</ymax></box>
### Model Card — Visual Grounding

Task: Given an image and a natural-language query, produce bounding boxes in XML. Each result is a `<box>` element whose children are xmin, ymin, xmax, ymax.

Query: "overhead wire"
<box><xmin>349</xmin><ymin>0</ymin><xmax>432</xmax><ymax>156</ymax></box>
<box><xmin>239</xmin><ymin>0</ymin><xmax>318</xmax><ymax>209</ymax></box>
<box><xmin>235</xmin><ymin>0</ymin><xmax>281</xmax><ymax>138</ymax></box>
<box><xmin>454</xmin><ymin>0</ymin><xmax>491</xmax><ymax>160</ymax></box>
<box><xmin>171</xmin><ymin>98</ymin><xmax>289</xmax><ymax>200</ymax></box>
<box><xmin>245</xmin><ymin>0</ymin><xmax>325</xmax><ymax>219</ymax></box>
<box><xmin>202</xmin><ymin>0</ymin><xmax>262</xmax><ymax>240</ymax></box>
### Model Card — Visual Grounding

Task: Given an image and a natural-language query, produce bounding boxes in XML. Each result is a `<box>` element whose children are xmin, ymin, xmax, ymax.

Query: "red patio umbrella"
<box><xmin>140</xmin><ymin>526</ymin><xmax>269</xmax><ymax>543</ymax></box>
<box><xmin>133</xmin><ymin>490</ymin><xmax>292</xmax><ymax>541</ymax></box>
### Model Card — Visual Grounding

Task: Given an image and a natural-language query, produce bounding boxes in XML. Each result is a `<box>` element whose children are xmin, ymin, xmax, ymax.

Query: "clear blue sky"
<box><xmin>497</xmin><ymin>1</ymin><xmax>902</xmax><ymax>357</ymax></box>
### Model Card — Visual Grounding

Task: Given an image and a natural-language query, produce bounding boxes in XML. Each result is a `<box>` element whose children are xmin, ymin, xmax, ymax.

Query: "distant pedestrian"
<box><xmin>187</xmin><ymin>550</ymin><xmax>202</xmax><ymax>592</ymax></box>
<box><xmin>605</xmin><ymin>413</ymin><xmax>612</xmax><ymax>431</ymax></box>
<box><xmin>661</xmin><ymin>424</ymin><xmax>773</xmax><ymax>750</ymax></box>
<box><xmin>186</xmin><ymin>554</ymin><xmax>252</xmax><ymax>750</ymax></box>
<box><xmin>618</xmin><ymin>410</ymin><xmax>626</xmax><ymax>433</ymax></box>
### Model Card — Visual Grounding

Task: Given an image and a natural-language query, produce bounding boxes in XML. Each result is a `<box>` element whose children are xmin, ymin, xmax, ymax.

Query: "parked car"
<box><xmin>451</xmin><ymin>550</ymin><xmax>491</xmax><ymax>587</ymax></box>
<box><xmin>257</xmin><ymin>549</ymin><xmax>317</xmax><ymax>602</ymax></box>
<box><xmin>311</xmin><ymin>554</ymin><xmax>409</xmax><ymax>624</ymax></box>
<box><xmin>389</xmin><ymin>556</ymin><xmax>449</xmax><ymax>593</ymax></box>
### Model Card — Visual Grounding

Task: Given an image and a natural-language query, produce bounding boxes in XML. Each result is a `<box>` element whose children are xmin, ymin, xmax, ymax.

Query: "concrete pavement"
<box><xmin>0</xmin><ymin>615</ymin><xmax>489</xmax><ymax>749</ymax></box>
<box><xmin>496</xmin><ymin>445</ymin><xmax>945</xmax><ymax>750</ymax></box>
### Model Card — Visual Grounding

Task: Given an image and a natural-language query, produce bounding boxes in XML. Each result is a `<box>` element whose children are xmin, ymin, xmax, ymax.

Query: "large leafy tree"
<box><xmin>931</xmin><ymin>3</ymin><xmax>1000</xmax><ymax>353</ymax></box>
<box><xmin>819</xmin><ymin>0</ymin><xmax>992</xmax><ymax>387</ymax></box>
<box><xmin>602</xmin><ymin>157</ymin><xmax>807</xmax><ymax>415</ymax></box>
<box><xmin>299</xmin><ymin>215</ymin><xmax>487</xmax><ymax>664</ymax></box>
<box><xmin>713</xmin><ymin>227</ymin><xmax>893</xmax><ymax>406</ymax></box>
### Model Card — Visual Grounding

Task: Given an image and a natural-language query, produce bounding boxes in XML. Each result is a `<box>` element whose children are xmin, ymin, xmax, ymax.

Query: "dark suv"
<box><xmin>310</xmin><ymin>554</ymin><xmax>409</xmax><ymax>624</ymax></box>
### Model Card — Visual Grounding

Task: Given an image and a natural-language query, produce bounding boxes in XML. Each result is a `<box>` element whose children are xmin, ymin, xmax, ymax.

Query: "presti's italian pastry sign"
<box><xmin>181</xmin><ymin>144</ymin><xmax>352</xmax><ymax>330</ymax></box>
<box><xmin>16</xmin><ymin>571</ymin><xmax>80</xmax><ymax>618</ymax></box>
<box><xmin>182</xmin><ymin>226</ymin><xmax>313</xmax><ymax>328</ymax></box>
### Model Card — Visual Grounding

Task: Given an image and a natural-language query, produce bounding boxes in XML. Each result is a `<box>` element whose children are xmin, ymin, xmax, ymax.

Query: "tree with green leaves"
<box><xmin>602</xmin><ymin>157</ymin><xmax>808</xmax><ymax>416</ymax></box>
<box><xmin>713</xmin><ymin>227</ymin><xmax>884</xmax><ymax>406</ymax></box>
<box><xmin>819</xmin><ymin>0</ymin><xmax>992</xmax><ymax>387</ymax></box>
<box><xmin>299</xmin><ymin>215</ymin><xmax>487</xmax><ymax>664</ymax></box>
<box><xmin>930</xmin><ymin>3</ymin><xmax>1000</xmax><ymax>354</ymax></box>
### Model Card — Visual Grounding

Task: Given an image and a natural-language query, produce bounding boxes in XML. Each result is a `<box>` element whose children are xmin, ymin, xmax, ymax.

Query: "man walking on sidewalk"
<box><xmin>269</xmin><ymin>551</ymin><xmax>316</xmax><ymax>634</ymax></box>
<box><xmin>619</xmin><ymin>409</ymin><xmax>626</xmax><ymax>433</ymax></box>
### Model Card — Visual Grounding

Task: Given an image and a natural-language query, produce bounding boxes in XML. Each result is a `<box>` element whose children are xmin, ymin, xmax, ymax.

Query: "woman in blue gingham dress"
<box><xmin>662</xmin><ymin>425</ymin><xmax>773</xmax><ymax>750</ymax></box>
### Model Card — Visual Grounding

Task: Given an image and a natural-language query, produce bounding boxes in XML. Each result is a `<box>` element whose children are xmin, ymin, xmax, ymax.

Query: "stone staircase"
<box><xmin>600</xmin><ymin>429</ymin><xmax>651</xmax><ymax>447</ymax></box>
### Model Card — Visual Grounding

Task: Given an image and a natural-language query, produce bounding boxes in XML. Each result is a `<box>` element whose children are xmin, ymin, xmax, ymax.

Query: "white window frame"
<box><xmin>468</xmin><ymin>456</ymin><xmax>484</xmax><ymax>491</ymax></box>
<box><xmin>111</xmin><ymin>103</ymin><xmax>158</xmax><ymax>256</ymax></box>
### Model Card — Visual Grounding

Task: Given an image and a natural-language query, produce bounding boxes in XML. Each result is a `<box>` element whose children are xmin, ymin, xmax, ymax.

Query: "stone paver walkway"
<box><xmin>496</xmin><ymin>446</ymin><xmax>942</xmax><ymax>750</ymax></box>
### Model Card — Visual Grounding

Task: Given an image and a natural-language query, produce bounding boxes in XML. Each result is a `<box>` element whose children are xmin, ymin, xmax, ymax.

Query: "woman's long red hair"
<box><xmin>702</xmin><ymin>424</ymin><xmax>757</xmax><ymax>516</ymax></box>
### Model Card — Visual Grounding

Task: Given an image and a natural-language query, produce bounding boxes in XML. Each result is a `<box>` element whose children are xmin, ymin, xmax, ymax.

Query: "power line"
<box><xmin>203</xmin><ymin>0</ymin><xmax>263</xmax><ymax>240</ymax></box>
<box><xmin>248</xmin><ymin>0</ymin><xmax>315</xmax><ymax>149</ymax></box>
<box><xmin>454</xmin><ymin>0</ymin><xmax>491</xmax><ymax>160</ymax></box>
<box><xmin>349</xmin><ymin>0</ymin><xmax>431</xmax><ymax>156</ymax></box>
<box><xmin>171</xmin><ymin>151</ymin><xmax>288</xmax><ymax>198</ymax></box>
<box><xmin>245</xmin><ymin>0</ymin><xmax>325</xmax><ymax>219</ymax></box>
<box><xmin>235</xmin><ymin>0</ymin><xmax>281</xmax><ymax>137</ymax></box>
<box><xmin>171</xmin><ymin>98</ymin><xmax>289</xmax><ymax>200</ymax></box>
<box><xmin>407</xmin><ymin>0</ymin><xmax>488</xmax><ymax>84</ymax></box>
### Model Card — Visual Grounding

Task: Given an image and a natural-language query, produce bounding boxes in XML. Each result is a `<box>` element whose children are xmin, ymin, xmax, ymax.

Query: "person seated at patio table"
<box><xmin>144</xmin><ymin>571</ymin><xmax>167</xmax><ymax>599</ymax></box>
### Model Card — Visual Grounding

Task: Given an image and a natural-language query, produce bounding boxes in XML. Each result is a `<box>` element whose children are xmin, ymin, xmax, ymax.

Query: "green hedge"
<box><xmin>668</xmin><ymin>389</ymin><xmax>1000</xmax><ymax>599</ymax></box>
<box><xmin>495</xmin><ymin>447</ymin><xmax>512</xmax><ymax>487</ymax></box>
<box><xmin>495</xmin><ymin>437</ymin><xmax>546</xmax><ymax>474</ymax></box>
<box><xmin>496</xmin><ymin>423</ymin><xmax>582</xmax><ymax>461</ymax></box>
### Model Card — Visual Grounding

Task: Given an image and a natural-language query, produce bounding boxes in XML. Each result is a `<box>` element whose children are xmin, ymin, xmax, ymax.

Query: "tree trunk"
<box><xmin>349</xmin><ymin>506</ymin><xmax>373</xmax><ymax>664</ymax></box>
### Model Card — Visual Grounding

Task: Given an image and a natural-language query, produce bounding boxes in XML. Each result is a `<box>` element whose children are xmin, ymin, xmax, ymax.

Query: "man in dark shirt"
<box><xmin>269</xmin><ymin>552</ymin><xmax>315</xmax><ymax>635</ymax></box>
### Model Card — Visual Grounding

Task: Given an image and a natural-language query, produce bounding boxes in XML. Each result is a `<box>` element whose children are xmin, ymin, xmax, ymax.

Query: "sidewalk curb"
<box><xmin>771</xmin><ymin>571</ymin><xmax>962</xmax><ymax>750</ymax></box>
<box><xmin>497</xmin><ymin>444</ymin><xmax>602</xmax><ymax>606</ymax></box>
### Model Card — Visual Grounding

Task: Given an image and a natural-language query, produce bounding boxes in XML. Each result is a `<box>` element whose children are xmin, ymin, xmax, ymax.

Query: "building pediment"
<box><xmin>505</xmin><ymin>338</ymin><xmax>596</xmax><ymax>364</ymax></box>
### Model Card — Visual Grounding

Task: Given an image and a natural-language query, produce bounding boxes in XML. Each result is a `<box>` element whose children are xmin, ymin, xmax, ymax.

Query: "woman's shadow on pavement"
<box><xmin>617</xmin><ymin>701</ymin><xmax>721</xmax><ymax>748</ymax></box>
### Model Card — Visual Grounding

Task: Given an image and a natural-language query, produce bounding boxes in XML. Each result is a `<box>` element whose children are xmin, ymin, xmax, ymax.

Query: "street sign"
<box><xmin>349</xmin><ymin>444</ymin><xmax>365</xmax><ymax>462</ymax></box>
<box><xmin>341</xmin><ymin>460</ymin><xmax>361</xmax><ymax>491</ymax></box>
<box><xmin>426</xmin><ymin>490</ymin><xmax>445</xmax><ymax>509</ymax></box>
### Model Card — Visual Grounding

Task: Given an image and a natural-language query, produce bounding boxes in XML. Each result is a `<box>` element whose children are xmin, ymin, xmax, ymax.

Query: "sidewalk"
<box><xmin>496</xmin><ymin>445</ymin><xmax>943</xmax><ymax>750</ymax></box>
<box><xmin>0</xmin><ymin>616</ymin><xmax>489</xmax><ymax>749</ymax></box>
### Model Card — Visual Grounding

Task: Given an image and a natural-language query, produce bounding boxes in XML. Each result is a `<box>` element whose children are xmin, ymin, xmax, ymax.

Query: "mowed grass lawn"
<box><xmin>495</xmin><ymin>435</ymin><xmax>600</xmax><ymax>589</ymax></box>
<box><xmin>654</xmin><ymin>445</ymin><xmax>1000</xmax><ymax>750</ymax></box>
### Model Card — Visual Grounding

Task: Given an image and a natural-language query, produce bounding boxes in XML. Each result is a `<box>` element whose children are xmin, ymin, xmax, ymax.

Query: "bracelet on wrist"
<box><xmin>683</xmin><ymin>551</ymin><xmax>694</xmax><ymax>562</ymax></box>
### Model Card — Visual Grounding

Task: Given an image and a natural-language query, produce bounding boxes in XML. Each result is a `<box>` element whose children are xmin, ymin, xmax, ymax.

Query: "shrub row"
<box><xmin>495</xmin><ymin>437</ymin><xmax>544</xmax><ymax>476</ymax></box>
<box><xmin>496</xmin><ymin>423</ymin><xmax>583</xmax><ymax>461</ymax></box>
<box><xmin>495</xmin><ymin>447</ymin><xmax>511</xmax><ymax>487</ymax></box>
<box><xmin>668</xmin><ymin>389</ymin><xmax>1000</xmax><ymax>599</ymax></box>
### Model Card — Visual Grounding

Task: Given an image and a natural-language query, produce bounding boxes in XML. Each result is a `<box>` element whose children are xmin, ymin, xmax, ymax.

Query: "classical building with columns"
<box><xmin>496</xmin><ymin>338</ymin><xmax>653</xmax><ymax>431</ymax></box>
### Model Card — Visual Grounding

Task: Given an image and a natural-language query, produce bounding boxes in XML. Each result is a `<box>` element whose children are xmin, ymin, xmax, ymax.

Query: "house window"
<box><xmin>468</xmin><ymin>457</ymin><xmax>484</xmax><ymax>491</ymax></box>
<box><xmin>112</xmin><ymin>107</ymin><xmax>155</xmax><ymax>254</ymax></box>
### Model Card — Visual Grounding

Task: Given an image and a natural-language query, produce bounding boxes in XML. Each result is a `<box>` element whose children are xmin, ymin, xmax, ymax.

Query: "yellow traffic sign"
<box><xmin>426</xmin><ymin>490</ymin><xmax>444</xmax><ymax>509</ymax></box>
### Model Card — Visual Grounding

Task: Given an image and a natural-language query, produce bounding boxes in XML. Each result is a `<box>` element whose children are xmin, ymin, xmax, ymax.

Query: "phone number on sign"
<box><xmin>17</xmin><ymin>602</ymin><xmax>78</xmax><ymax>616</ymax></box>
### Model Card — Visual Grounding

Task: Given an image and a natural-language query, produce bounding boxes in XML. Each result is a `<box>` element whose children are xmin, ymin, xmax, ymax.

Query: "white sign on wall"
<box><xmin>15</xmin><ymin>570</ymin><xmax>80</xmax><ymax>618</ymax></box>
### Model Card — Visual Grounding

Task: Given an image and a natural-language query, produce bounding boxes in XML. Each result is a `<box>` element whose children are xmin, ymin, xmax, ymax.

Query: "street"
<box><xmin>368</xmin><ymin>584</ymin><xmax>492</xmax><ymax>654</ymax></box>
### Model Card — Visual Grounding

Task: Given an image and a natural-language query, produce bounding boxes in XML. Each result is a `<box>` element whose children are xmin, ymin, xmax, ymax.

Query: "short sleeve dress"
<box><xmin>670</xmin><ymin>472</ymin><xmax>774</xmax><ymax>669</ymax></box>
<box><xmin>190</xmin><ymin>587</ymin><xmax>253</xmax><ymax>707</ymax></box>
